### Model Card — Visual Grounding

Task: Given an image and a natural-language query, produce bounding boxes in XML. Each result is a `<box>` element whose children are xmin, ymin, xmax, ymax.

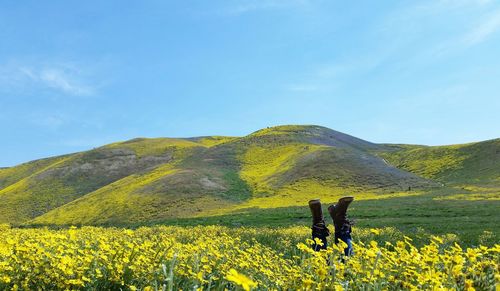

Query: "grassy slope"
<box><xmin>0</xmin><ymin>156</ymin><xmax>67</xmax><ymax>189</ymax></box>
<box><xmin>30</xmin><ymin>125</ymin><xmax>437</xmax><ymax>226</ymax></box>
<box><xmin>210</xmin><ymin>126</ymin><xmax>436</xmax><ymax>211</ymax></box>
<box><xmin>378</xmin><ymin>138</ymin><xmax>500</xmax><ymax>186</ymax></box>
<box><xmin>150</xmin><ymin>187</ymin><xmax>499</xmax><ymax>245</ymax></box>
<box><xmin>0</xmin><ymin>138</ymin><xmax>207</xmax><ymax>224</ymax></box>
<box><xmin>32</xmin><ymin>139</ymin><xmax>251</xmax><ymax>225</ymax></box>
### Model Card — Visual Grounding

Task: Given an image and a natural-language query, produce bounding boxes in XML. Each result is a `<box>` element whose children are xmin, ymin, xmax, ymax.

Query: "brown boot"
<box><xmin>309</xmin><ymin>199</ymin><xmax>330</xmax><ymax>251</ymax></box>
<box><xmin>309</xmin><ymin>199</ymin><xmax>324</xmax><ymax>225</ymax></box>
<box><xmin>328</xmin><ymin>196</ymin><xmax>354</xmax><ymax>230</ymax></box>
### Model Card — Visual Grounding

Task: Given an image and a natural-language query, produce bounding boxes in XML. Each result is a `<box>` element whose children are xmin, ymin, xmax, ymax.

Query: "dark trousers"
<box><xmin>335</xmin><ymin>231</ymin><xmax>353</xmax><ymax>256</ymax></box>
<box><xmin>311</xmin><ymin>228</ymin><xmax>353</xmax><ymax>256</ymax></box>
<box><xmin>311</xmin><ymin>231</ymin><xmax>329</xmax><ymax>251</ymax></box>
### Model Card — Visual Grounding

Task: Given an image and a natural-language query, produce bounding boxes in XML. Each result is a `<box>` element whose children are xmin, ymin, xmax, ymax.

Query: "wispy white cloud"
<box><xmin>462</xmin><ymin>8</ymin><xmax>500</xmax><ymax>46</ymax></box>
<box><xmin>277</xmin><ymin>0</ymin><xmax>499</xmax><ymax>96</ymax></box>
<box><xmin>0</xmin><ymin>61</ymin><xmax>96</xmax><ymax>96</ymax></box>
<box><xmin>359</xmin><ymin>0</ymin><xmax>500</xmax><ymax>71</ymax></box>
<box><xmin>404</xmin><ymin>1</ymin><xmax>500</xmax><ymax>50</ymax></box>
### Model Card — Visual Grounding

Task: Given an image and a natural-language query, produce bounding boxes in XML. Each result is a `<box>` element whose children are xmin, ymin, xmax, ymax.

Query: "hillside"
<box><xmin>378</xmin><ymin>138</ymin><xmax>500</xmax><ymax>186</ymax></box>
<box><xmin>0</xmin><ymin>125</ymin><xmax>498</xmax><ymax>226</ymax></box>
<box><xmin>0</xmin><ymin>138</ymin><xmax>209</xmax><ymax>223</ymax></box>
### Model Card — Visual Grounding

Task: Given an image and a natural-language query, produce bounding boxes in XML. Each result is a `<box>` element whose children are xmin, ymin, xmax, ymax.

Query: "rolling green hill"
<box><xmin>0</xmin><ymin>125</ymin><xmax>498</xmax><ymax>228</ymax></box>
<box><xmin>0</xmin><ymin>138</ymin><xmax>206</xmax><ymax>223</ymax></box>
<box><xmin>378</xmin><ymin>138</ymin><xmax>500</xmax><ymax>186</ymax></box>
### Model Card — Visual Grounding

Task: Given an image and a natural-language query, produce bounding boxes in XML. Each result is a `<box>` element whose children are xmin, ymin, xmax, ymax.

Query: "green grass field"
<box><xmin>129</xmin><ymin>187</ymin><xmax>498</xmax><ymax>246</ymax></box>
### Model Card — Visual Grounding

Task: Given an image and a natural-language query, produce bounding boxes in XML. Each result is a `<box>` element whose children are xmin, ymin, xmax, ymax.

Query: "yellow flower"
<box><xmin>464</xmin><ymin>279</ymin><xmax>475</xmax><ymax>291</ymax></box>
<box><xmin>0</xmin><ymin>224</ymin><xmax>498</xmax><ymax>290</ymax></box>
<box><xmin>226</xmin><ymin>268</ymin><xmax>257</xmax><ymax>291</ymax></box>
<box><xmin>313</xmin><ymin>237</ymin><xmax>324</xmax><ymax>246</ymax></box>
<box><xmin>302</xmin><ymin>278</ymin><xmax>314</xmax><ymax>289</ymax></box>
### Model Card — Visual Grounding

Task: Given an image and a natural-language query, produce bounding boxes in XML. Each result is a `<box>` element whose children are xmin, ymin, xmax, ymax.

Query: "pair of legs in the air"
<box><xmin>309</xmin><ymin>196</ymin><xmax>354</xmax><ymax>256</ymax></box>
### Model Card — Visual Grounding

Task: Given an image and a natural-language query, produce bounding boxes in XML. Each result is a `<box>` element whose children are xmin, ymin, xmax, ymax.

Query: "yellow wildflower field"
<box><xmin>0</xmin><ymin>224</ymin><xmax>498</xmax><ymax>290</ymax></box>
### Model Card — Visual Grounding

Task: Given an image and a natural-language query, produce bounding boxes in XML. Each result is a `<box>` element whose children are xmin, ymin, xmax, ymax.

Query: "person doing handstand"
<box><xmin>308</xmin><ymin>196</ymin><xmax>354</xmax><ymax>256</ymax></box>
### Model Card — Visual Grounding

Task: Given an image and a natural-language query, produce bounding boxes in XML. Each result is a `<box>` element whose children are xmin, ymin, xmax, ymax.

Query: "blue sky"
<box><xmin>1</xmin><ymin>0</ymin><xmax>500</xmax><ymax>167</ymax></box>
